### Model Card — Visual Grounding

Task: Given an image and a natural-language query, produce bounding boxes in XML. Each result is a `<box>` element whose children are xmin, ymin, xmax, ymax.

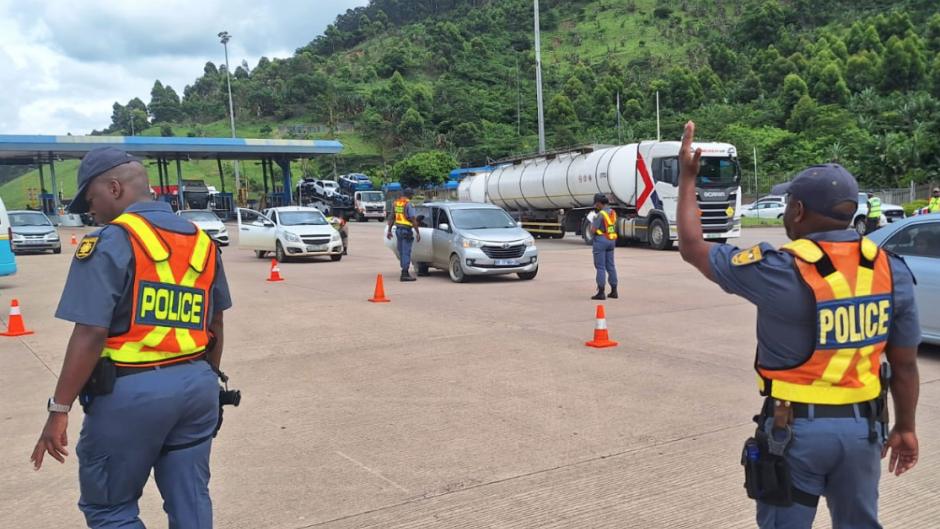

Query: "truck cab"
<box><xmin>353</xmin><ymin>190</ymin><xmax>386</xmax><ymax>221</ymax></box>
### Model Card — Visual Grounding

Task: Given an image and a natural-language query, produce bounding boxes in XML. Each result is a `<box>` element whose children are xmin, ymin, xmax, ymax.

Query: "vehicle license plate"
<box><xmin>705</xmin><ymin>233</ymin><xmax>723</xmax><ymax>239</ymax></box>
<box><xmin>307</xmin><ymin>244</ymin><xmax>326</xmax><ymax>251</ymax></box>
<box><xmin>25</xmin><ymin>239</ymin><xmax>43</xmax><ymax>245</ymax></box>
<box><xmin>495</xmin><ymin>259</ymin><xmax>520</xmax><ymax>266</ymax></box>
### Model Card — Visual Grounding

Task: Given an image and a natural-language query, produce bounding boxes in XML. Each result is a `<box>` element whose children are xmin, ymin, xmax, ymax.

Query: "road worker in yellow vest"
<box><xmin>675</xmin><ymin>121</ymin><xmax>920</xmax><ymax>528</ymax></box>
<box><xmin>929</xmin><ymin>187</ymin><xmax>939</xmax><ymax>213</ymax></box>
<box><xmin>866</xmin><ymin>190</ymin><xmax>882</xmax><ymax>234</ymax></box>
<box><xmin>327</xmin><ymin>215</ymin><xmax>349</xmax><ymax>255</ymax></box>
<box><xmin>31</xmin><ymin>147</ymin><xmax>234</xmax><ymax>528</ymax></box>
<box><xmin>590</xmin><ymin>193</ymin><xmax>618</xmax><ymax>300</ymax></box>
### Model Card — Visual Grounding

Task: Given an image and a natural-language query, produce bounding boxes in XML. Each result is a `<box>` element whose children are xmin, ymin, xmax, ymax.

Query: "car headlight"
<box><xmin>524</xmin><ymin>237</ymin><xmax>535</xmax><ymax>246</ymax></box>
<box><xmin>46</xmin><ymin>233</ymin><xmax>60</xmax><ymax>240</ymax></box>
<box><xmin>285</xmin><ymin>232</ymin><xmax>300</xmax><ymax>243</ymax></box>
<box><xmin>461</xmin><ymin>238</ymin><xmax>484</xmax><ymax>248</ymax></box>
<box><xmin>12</xmin><ymin>233</ymin><xmax>24</xmax><ymax>241</ymax></box>
<box><xmin>218</xmin><ymin>227</ymin><xmax>227</xmax><ymax>235</ymax></box>
<box><xmin>331</xmin><ymin>232</ymin><xmax>340</xmax><ymax>241</ymax></box>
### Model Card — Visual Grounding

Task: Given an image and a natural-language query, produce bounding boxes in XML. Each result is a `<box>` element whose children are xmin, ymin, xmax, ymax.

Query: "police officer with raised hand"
<box><xmin>675</xmin><ymin>121</ymin><xmax>920</xmax><ymax>528</ymax></box>
<box><xmin>386</xmin><ymin>186</ymin><xmax>420</xmax><ymax>282</ymax></box>
<box><xmin>590</xmin><ymin>193</ymin><xmax>618</xmax><ymax>300</ymax></box>
<box><xmin>30</xmin><ymin>147</ymin><xmax>233</xmax><ymax>529</ymax></box>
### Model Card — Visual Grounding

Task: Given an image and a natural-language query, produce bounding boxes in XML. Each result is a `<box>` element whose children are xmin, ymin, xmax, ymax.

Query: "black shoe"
<box><xmin>608</xmin><ymin>286</ymin><xmax>618</xmax><ymax>299</ymax></box>
<box><xmin>591</xmin><ymin>287</ymin><xmax>605</xmax><ymax>300</ymax></box>
<box><xmin>401</xmin><ymin>270</ymin><xmax>416</xmax><ymax>282</ymax></box>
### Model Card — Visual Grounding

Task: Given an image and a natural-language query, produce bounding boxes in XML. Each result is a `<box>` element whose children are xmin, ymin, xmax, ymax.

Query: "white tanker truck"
<box><xmin>457</xmin><ymin>140</ymin><xmax>743</xmax><ymax>250</ymax></box>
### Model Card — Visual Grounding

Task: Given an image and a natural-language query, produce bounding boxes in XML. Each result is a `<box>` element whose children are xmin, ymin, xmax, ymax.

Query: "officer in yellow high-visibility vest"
<box><xmin>386</xmin><ymin>187</ymin><xmax>420</xmax><ymax>281</ymax></box>
<box><xmin>675</xmin><ymin>121</ymin><xmax>920</xmax><ymax>528</ymax></box>
<box><xmin>866</xmin><ymin>190</ymin><xmax>882</xmax><ymax>234</ymax></box>
<box><xmin>928</xmin><ymin>187</ymin><xmax>940</xmax><ymax>214</ymax></box>
<box><xmin>590</xmin><ymin>193</ymin><xmax>619</xmax><ymax>300</ymax></box>
<box><xmin>31</xmin><ymin>147</ymin><xmax>233</xmax><ymax>529</ymax></box>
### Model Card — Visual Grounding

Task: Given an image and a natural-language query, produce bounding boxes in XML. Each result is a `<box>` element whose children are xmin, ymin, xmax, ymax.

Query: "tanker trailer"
<box><xmin>457</xmin><ymin>141</ymin><xmax>742</xmax><ymax>250</ymax></box>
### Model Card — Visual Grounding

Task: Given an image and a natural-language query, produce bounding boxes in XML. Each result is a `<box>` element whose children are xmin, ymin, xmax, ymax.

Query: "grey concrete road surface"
<box><xmin>1</xmin><ymin>222</ymin><xmax>938</xmax><ymax>529</ymax></box>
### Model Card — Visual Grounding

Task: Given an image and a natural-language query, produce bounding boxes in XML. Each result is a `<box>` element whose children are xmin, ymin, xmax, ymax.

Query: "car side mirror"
<box><xmin>438</xmin><ymin>223</ymin><xmax>449</xmax><ymax>231</ymax></box>
<box><xmin>263</xmin><ymin>221</ymin><xmax>275</xmax><ymax>228</ymax></box>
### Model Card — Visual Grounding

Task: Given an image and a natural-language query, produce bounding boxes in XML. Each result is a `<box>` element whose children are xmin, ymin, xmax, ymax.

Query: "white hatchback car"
<box><xmin>236</xmin><ymin>206</ymin><xmax>343</xmax><ymax>262</ymax></box>
<box><xmin>177</xmin><ymin>209</ymin><xmax>229</xmax><ymax>246</ymax></box>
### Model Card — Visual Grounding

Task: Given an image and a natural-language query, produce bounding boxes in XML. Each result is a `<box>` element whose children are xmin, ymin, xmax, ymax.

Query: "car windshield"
<box><xmin>279</xmin><ymin>211</ymin><xmax>328</xmax><ymax>226</ymax></box>
<box><xmin>10</xmin><ymin>212</ymin><xmax>52</xmax><ymax>227</ymax></box>
<box><xmin>360</xmin><ymin>192</ymin><xmax>383</xmax><ymax>201</ymax></box>
<box><xmin>696</xmin><ymin>157</ymin><xmax>740</xmax><ymax>186</ymax></box>
<box><xmin>451</xmin><ymin>209</ymin><xmax>517</xmax><ymax>230</ymax></box>
<box><xmin>180</xmin><ymin>211</ymin><xmax>220</xmax><ymax>222</ymax></box>
<box><xmin>323</xmin><ymin>182</ymin><xmax>339</xmax><ymax>189</ymax></box>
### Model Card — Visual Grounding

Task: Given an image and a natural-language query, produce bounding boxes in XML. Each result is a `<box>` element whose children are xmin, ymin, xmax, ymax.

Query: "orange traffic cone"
<box><xmin>1</xmin><ymin>299</ymin><xmax>35</xmax><ymax>337</ymax></box>
<box><xmin>71</xmin><ymin>234</ymin><xmax>77</xmax><ymax>245</ymax></box>
<box><xmin>585</xmin><ymin>304</ymin><xmax>617</xmax><ymax>348</ymax></box>
<box><xmin>368</xmin><ymin>274</ymin><xmax>391</xmax><ymax>303</ymax></box>
<box><xmin>266</xmin><ymin>258</ymin><xmax>285</xmax><ymax>282</ymax></box>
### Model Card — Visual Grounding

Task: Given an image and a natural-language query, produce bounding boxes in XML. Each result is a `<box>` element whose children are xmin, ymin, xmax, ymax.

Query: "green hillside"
<box><xmin>4</xmin><ymin>0</ymin><xmax>940</xmax><ymax>209</ymax></box>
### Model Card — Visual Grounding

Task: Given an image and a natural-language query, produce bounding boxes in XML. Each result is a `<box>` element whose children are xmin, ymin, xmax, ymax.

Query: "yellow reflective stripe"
<box><xmin>821</xmin><ymin>269</ymin><xmax>853</xmax><ymax>299</ymax></box>
<box><xmin>860</xmin><ymin>237</ymin><xmax>879</xmax><ymax>262</ymax></box>
<box><xmin>766</xmin><ymin>377</ymin><xmax>881</xmax><ymax>405</ymax></box>
<box><xmin>112</xmin><ymin>214</ymin><xmax>169</xmax><ymax>262</ymax></box>
<box><xmin>189</xmin><ymin>230</ymin><xmax>211</xmax><ymax>273</ymax></box>
<box><xmin>781</xmin><ymin>239</ymin><xmax>824</xmax><ymax>263</ymax></box>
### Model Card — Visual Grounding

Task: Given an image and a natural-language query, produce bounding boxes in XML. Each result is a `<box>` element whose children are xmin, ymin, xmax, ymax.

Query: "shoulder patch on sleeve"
<box><xmin>75</xmin><ymin>236</ymin><xmax>99</xmax><ymax>260</ymax></box>
<box><xmin>731</xmin><ymin>245</ymin><xmax>764</xmax><ymax>266</ymax></box>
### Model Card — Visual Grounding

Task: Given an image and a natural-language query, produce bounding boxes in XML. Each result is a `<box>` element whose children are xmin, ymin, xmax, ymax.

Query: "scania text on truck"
<box><xmin>457</xmin><ymin>141</ymin><xmax>743</xmax><ymax>250</ymax></box>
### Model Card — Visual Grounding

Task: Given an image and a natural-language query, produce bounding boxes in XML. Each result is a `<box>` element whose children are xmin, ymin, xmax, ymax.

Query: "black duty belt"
<box><xmin>115</xmin><ymin>352</ymin><xmax>207</xmax><ymax>378</ymax></box>
<box><xmin>788</xmin><ymin>400</ymin><xmax>877</xmax><ymax>419</ymax></box>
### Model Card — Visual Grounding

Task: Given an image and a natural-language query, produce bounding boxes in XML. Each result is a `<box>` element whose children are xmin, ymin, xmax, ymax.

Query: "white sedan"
<box><xmin>177</xmin><ymin>209</ymin><xmax>229</xmax><ymax>246</ymax></box>
<box><xmin>236</xmin><ymin>206</ymin><xmax>344</xmax><ymax>262</ymax></box>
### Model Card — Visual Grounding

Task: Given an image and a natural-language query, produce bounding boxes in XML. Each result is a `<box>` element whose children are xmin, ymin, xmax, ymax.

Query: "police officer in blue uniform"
<box><xmin>675</xmin><ymin>122</ymin><xmax>920</xmax><ymax>528</ymax></box>
<box><xmin>590</xmin><ymin>193</ymin><xmax>619</xmax><ymax>300</ymax></box>
<box><xmin>387</xmin><ymin>187</ymin><xmax>421</xmax><ymax>281</ymax></box>
<box><xmin>31</xmin><ymin>147</ymin><xmax>233</xmax><ymax>529</ymax></box>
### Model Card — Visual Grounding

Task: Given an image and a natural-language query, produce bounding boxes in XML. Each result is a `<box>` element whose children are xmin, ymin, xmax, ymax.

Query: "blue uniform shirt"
<box><xmin>55</xmin><ymin>201</ymin><xmax>233</xmax><ymax>336</ymax></box>
<box><xmin>708</xmin><ymin>229</ymin><xmax>921</xmax><ymax>369</ymax></box>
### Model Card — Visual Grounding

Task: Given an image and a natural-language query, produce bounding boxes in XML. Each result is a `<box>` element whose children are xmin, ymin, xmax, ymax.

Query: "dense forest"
<box><xmin>91</xmin><ymin>0</ymin><xmax>940</xmax><ymax>191</ymax></box>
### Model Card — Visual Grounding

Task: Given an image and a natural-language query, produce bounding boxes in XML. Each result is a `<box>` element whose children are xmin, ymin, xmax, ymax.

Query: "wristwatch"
<box><xmin>47</xmin><ymin>397</ymin><xmax>71</xmax><ymax>414</ymax></box>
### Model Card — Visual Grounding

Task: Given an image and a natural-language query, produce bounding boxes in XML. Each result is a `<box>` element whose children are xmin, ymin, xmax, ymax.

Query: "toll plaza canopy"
<box><xmin>0</xmin><ymin>135</ymin><xmax>344</xmax><ymax>216</ymax></box>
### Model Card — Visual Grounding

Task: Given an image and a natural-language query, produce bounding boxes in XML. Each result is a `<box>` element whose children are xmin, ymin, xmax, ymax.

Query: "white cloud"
<box><xmin>0</xmin><ymin>0</ymin><xmax>368</xmax><ymax>135</ymax></box>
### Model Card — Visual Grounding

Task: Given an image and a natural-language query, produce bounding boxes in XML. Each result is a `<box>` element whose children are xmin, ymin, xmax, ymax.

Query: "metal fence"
<box><xmin>743</xmin><ymin>176</ymin><xmax>939</xmax><ymax>206</ymax></box>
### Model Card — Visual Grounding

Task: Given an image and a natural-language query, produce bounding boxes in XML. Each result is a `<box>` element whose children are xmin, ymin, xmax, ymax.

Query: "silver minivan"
<box><xmin>384</xmin><ymin>201</ymin><xmax>538</xmax><ymax>283</ymax></box>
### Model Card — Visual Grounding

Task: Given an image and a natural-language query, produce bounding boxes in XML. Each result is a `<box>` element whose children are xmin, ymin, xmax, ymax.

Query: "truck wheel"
<box><xmin>449</xmin><ymin>254</ymin><xmax>468</xmax><ymax>283</ymax></box>
<box><xmin>581</xmin><ymin>220</ymin><xmax>594</xmax><ymax>246</ymax></box>
<box><xmin>649</xmin><ymin>218</ymin><xmax>673</xmax><ymax>251</ymax></box>
<box><xmin>550</xmin><ymin>231</ymin><xmax>564</xmax><ymax>239</ymax></box>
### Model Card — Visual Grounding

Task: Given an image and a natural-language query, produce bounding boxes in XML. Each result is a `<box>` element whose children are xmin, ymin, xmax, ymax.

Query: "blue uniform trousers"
<box><xmin>395</xmin><ymin>225</ymin><xmax>415</xmax><ymax>271</ymax></box>
<box><xmin>592</xmin><ymin>237</ymin><xmax>618</xmax><ymax>288</ymax></box>
<box><xmin>758</xmin><ymin>411</ymin><xmax>884</xmax><ymax>529</ymax></box>
<box><xmin>76</xmin><ymin>360</ymin><xmax>220</xmax><ymax>529</ymax></box>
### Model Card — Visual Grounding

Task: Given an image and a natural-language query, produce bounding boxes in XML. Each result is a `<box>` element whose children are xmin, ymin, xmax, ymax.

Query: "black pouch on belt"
<box><xmin>741</xmin><ymin>429</ymin><xmax>794</xmax><ymax>507</ymax></box>
<box><xmin>79</xmin><ymin>358</ymin><xmax>117</xmax><ymax>410</ymax></box>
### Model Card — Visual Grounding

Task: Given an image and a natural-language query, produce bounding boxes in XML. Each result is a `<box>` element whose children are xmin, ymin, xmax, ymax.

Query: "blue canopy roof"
<box><xmin>0</xmin><ymin>135</ymin><xmax>344</xmax><ymax>164</ymax></box>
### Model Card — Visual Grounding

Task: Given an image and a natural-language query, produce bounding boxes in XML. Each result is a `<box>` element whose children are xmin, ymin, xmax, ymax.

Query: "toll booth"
<box><xmin>41</xmin><ymin>193</ymin><xmax>57</xmax><ymax>216</ymax></box>
<box><xmin>211</xmin><ymin>193</ymin><xmax>235</xmax><ymax>220</ymax></box>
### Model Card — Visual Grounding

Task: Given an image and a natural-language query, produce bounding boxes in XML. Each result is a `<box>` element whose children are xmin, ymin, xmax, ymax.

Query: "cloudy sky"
<box><xmin>0</xmin><ymin>0</ymin><xmax>369</xmax><ymax>136</ymax></box>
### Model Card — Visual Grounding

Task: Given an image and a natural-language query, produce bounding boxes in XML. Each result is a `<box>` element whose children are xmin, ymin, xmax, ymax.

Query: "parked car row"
<box><xmin>741</xmin><ymin>193</ymin><xmax>907</xmax><ymax>234</ymax></box>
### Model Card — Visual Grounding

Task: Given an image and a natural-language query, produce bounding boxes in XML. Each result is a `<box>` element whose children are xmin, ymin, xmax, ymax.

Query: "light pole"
<box><xmin>218</xmin><ymin>31</ymin><xmax>241</xmax><ymax>201</ymax></box>
<box><xmin>533</xmin><ymin>0</ymin><xmax>546</xmax><ymax>154</ymax></box>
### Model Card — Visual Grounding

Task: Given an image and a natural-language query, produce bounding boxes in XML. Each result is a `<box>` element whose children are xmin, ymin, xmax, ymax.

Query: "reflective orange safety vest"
<box><xmin>595</xmin><ymin>209</ymin><xmax>618</xmax><ymax>240</ymax></box>
<box><xmin>103</xmin><ymin>213</ymin><xmax>218</xmax><ymax>366</ymax></box>
<box><xmin>394</xmin><ymin>197</ymin><xmax>413</xmax><ymax>226</ymax></box>
<box><xmin>756</xmin><ymin>237</ymin><xmax>893</xmax><ymax>405</ymax></box>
